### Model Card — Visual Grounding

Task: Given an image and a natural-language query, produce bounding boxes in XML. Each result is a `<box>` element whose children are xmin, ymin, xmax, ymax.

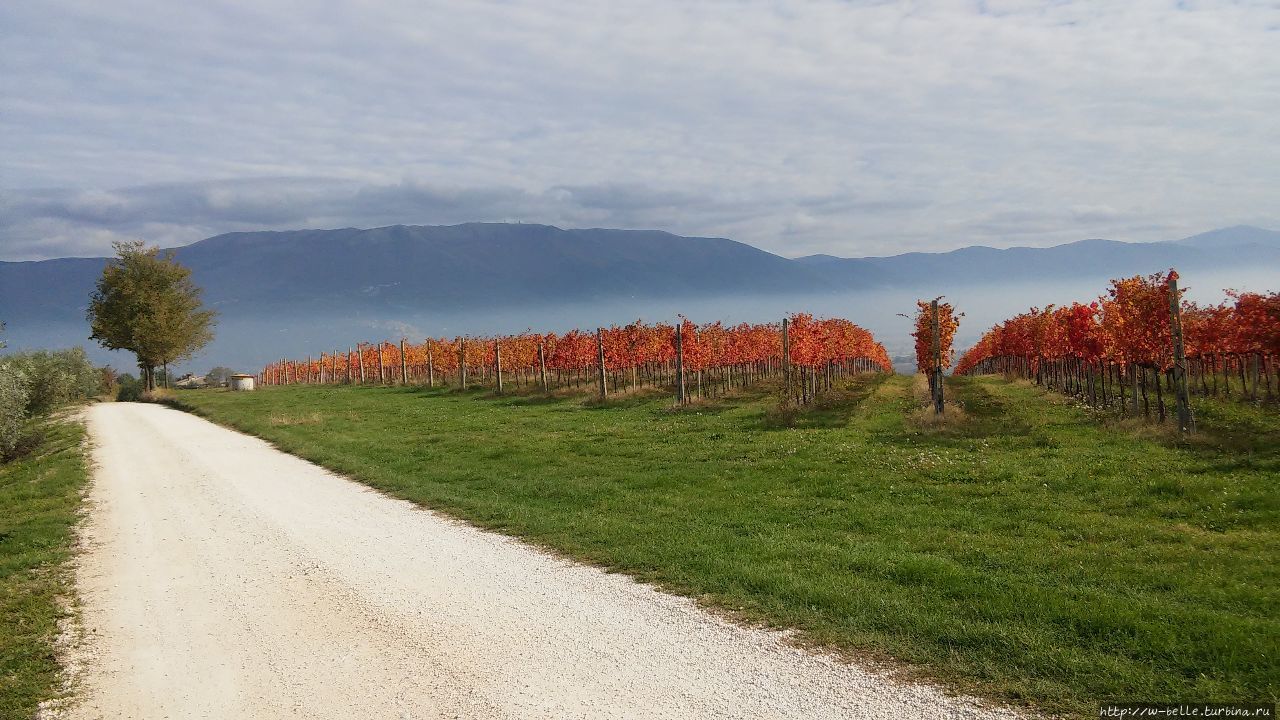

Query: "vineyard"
<box><xmin>259</xmin><ymin>314</ymin><xmax>893</xmax><ymax>405</ymax></box>
<box><xmin>956</xmin><ymin>271</ymin><xmax>1280</xmax><ymax>424</ymax></box>
<box><xmin>251</xmin><ymin>270</ymin><xmax>1280</xmax><ymax>430</ymax></box>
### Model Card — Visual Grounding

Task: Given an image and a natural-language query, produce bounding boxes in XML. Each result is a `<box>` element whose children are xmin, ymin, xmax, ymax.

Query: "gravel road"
<box><xmin>65</xmin><ymin>401</ymin><xmax>1021</xmax><ymax>719</ymax></box>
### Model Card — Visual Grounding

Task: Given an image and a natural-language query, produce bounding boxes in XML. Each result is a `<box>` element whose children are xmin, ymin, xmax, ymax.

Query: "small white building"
<box><xmin>229</xmin><ymin>374</ymin><xmax>256</xmax><ymax>392</ymax></box>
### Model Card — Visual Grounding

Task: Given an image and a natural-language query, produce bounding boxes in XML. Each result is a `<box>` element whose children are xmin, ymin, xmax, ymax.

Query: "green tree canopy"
<box><xmin>87</xmin><ymin>242</ymin><xmax>216</xmax><ymax>389</ymax></box>
<box><xmin>205</xmin><ymin>366</ymin><xmax>237</xmax><ymax>386</ymax></box>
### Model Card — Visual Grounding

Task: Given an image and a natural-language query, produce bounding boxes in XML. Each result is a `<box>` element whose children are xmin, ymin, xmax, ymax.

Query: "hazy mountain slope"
<box><xmin>1168</xmin><ymin>225</ymin><xmax>1280</xmax><ymax>249</ymax></box>
<box><xmin>168</xmin><ymin>223</ymin><xmax>829</xmax><ymax>311</ymax></box>
<box><xmin>795</xmin><ymin>229</ymin><xmax>1280</xmax><ymax>287</ymax></box>
<box><xmin>0</xmin><ymin>223</ymin><xmax>829</xmax><ymax>323</ymax></box>
<box><xmin>0</xmin><ymin>256</ymin><xmax>108</xmax><ymax>321</ymax></box>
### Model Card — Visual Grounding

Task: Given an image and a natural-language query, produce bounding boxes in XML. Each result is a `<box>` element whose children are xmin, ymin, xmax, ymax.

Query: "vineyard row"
<box><xmin>955</xmin><ymin>271</ymin><xmax>1280</xmax><ymax>424</ymax></box>
<box><xmin>259</xmin><ymin>315</ymin><xmax>894</xmax><ymax>405</ymax></box>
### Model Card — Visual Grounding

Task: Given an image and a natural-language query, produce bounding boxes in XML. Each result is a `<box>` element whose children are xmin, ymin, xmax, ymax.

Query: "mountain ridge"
<box><xmin>789</xmin><ymin>226</ymin><xmax>1279</xmax><ymax>288</ymax></box>
<box><xmin>2</xmin><ymin>222</ymin><xmax>1277</xmax><ymax>368</ymax></box>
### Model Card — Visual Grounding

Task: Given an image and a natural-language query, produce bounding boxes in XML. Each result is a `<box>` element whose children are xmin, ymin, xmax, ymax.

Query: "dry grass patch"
<box><xmin>139</xmin><ymin>388</ymin><xmax>174</xmax><ymax>403</ymax></box>
<box><xmin>907</xmin><ymin>373</ymin><xmax>969</xmax><ymax>429</ymax></box>
<box><xmin>907</xmin><ymin>403</ymin><xmax>969</xmax><ymax>429</ymax></box>
<box><xmin>268</xmin><ymin>412</ymin><xmax>324</xmax><ymax>426</ymax></box>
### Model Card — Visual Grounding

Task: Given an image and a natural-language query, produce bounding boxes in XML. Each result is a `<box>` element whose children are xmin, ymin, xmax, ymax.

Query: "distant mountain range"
<box><xmin>1</xmin><ymin>223</ymin><xmax>1277</xmax><ymax>368</ymax></box>
<box><xmin>2</xmin><ymin>224</ymin><xmax>828</xmax><ymax>322</ymax></box>
<box><xmin>794</xmin><ymin>225</ymin><xmax>1280</xmax><ymax>287</ymax></box>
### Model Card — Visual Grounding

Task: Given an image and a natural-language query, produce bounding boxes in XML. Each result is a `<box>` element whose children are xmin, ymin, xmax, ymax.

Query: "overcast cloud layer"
<box><xmin>2</xmin><ymin>0</ymin><xmax>1278</xmax><ymax>260</ymax></box>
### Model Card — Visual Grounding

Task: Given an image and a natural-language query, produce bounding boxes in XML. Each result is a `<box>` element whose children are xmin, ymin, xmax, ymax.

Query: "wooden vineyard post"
<box><xmin>458</xmin><ymin>339</ymin><xmax>467</xmax><ymax>390</ymax></box>
<box><xmin>377</xmin><ymin>343</ymin><xmax>386</xmax><ymax>384</ymax></box>
<box><xmin>495</xmin><ymin>340</ymin><xmax>504</xmax><ymax>395</ymax></box>
<box><xmin>1168</xmin><ymin>277</ymin><xmax>1194</xmax><ymax>432</ymax></box>
<box><xmin>596</xmin><ymin>328</ymin><xmax>607</xmax><ymax>399</ymax></box>
<box><xmin>319</xmin><ymin>354</ymin><xmax>325</xmax><ymax>384</ymax></box>
<box><xmin>306</xmin><ymin>356</ymin><xmax>312</xmax><ymax>384</ymax></box>
<box><xmin>400</xmin><ymin>339</ymin><xmax>408</xmax><ymax>385</ymax></box>
<box><xmin>781</xmin><ymin>318</ymin><xmax>791</xmax><ymax>401</ymax></box>
<box><xmin>358</xmin><ymin>344</ymin><xmax>366</xmax><ymax>384</ymax></box>
<box><xmin>675</xmin><ymin>324</ymin><xmax>687</xmax><ymax>404</ymax></box>
<box><xmin>538</xmin><ymin>342</ymin><xmax>548</xmax><ymax>392</ymax></box>
<box><xmin>333</xmin><ymin>350</ymin><xmax>339</xmax><ymax>385</ymax></box>
<box><xmin>932</xmin><ymin>299</ymin><xmax>945</xmax><ymax>414</ymax></box>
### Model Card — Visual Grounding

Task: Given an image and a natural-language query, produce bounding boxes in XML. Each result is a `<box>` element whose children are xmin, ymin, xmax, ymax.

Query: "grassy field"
<box><xmin>0</xmin><ymin>418</ymin><xmax>88</xmax><ymax>720</ymax></box>
<box><xmin>173</xmin><ymin>375</ymin><xmax>1279</xmax><ymax>717</ymax></box>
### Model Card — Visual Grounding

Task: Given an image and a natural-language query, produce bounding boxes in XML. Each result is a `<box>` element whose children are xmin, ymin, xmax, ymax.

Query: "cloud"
<box><xmin>0</xmin><ymin>179</ymin><xmax>830</xmax><ymax>257</ymax></box>
<box><xmin>1</xmin><ymin>0</ymin><xmax>1278</xmax><ymax>260</ymax></box>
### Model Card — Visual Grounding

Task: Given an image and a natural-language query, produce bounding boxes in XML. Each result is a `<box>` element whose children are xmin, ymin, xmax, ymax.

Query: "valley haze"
<box><xmin>1</xmin><ymin>223</ymin><xmax>1277</xmax><ymax>374</ymax></box>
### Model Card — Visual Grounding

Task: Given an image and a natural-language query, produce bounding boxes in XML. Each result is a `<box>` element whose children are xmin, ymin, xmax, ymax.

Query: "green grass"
<box><xmin>0</xmin><ymin>417</ymin><xmax>88</xmax><ymax>720</ymax></box>
<box><xmin>172</xmin><ymin>376</ymin><xmax>1280</xmax><ymax>717</ymax></box>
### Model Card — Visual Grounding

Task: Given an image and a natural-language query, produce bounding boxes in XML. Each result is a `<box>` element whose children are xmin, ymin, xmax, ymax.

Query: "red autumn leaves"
<box><xmin>264</xmin><ymin>314</ymin><xmax>892</xmax><ymax>384</ymax></box>
<box><xmin>911</xmin><ymin>300</ymin><xmax>960</xmax><ymax>373</ymax></box>
<box><xmin>955</xmin><ymin>270</ymin><xmax>1280</xmax><ymax>373</ymax></box>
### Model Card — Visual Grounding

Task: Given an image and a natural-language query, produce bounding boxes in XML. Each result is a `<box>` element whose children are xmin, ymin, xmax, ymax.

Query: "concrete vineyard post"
<box><xmin>781</xmin><ymin>318</ymin><xmax>791</xmax><ymax>399</ymax></box>
<box><xmin>675</xmin><ymin>324</ymin><xmax>686</xmax><ymax>404</ymax></box>
<box><xmin>459</xmin><ymin>339</ymin><xmax>467</xmax><ymax>390</ymax></box>
<box><xmin>427</xmin><ymin>345</ymin><xmax>434</xmax><ymax>388</ymax></box>
<box><xmin>377</xmin><ymin>343</ymin><xmax>386</xmax><ymax>384</ymax></box>
<box><xmin>495</xmin><ymin>340</ymin><xmax>504</xmax><ymax>395</ymax></box>
<box><xmin>596</xmin><ymin>328</ymin><xmax>607</xmax><ymax>399</ymax></box>
<box><xmin>1168</xmin><ymin>277</ymin><xmax>1194</xmax><ymax>432</ymax></box>
<box><xmin>1130</xmin><ymin>363</ymin><xmax>1139</xmax><ymax>416</ymax></box>
<box><xmin>400</xmin><ymin>339</ymin><xmax>408</xmax><ymax>385</ymax></box>
<box><xmin>932</xmin><ymin>299</ymin><xmax>944</xmax><ymax>414</ymax></box>
<box><xmin>358</xmin><ymin>344</ymin><xmax>366</xmax><ymax>384</ymax></box>
<box><xmin>538</xmin><ymin>342</ymin><xmax>548</xmax><ymax>392</ymax></box>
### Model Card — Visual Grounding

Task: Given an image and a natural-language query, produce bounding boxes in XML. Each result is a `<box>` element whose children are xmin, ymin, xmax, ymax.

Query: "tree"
<box><xmin>206</xmin><ymin>366</ymin><xmax>237</xmax><ymax>386</ymax></box>
<box><xmin>87</xmin><ymin>242</ymin><xmax>216</xmax><ymax>391</ymax></box>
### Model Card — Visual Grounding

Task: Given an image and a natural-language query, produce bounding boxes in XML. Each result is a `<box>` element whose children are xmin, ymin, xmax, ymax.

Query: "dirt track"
<box><xmin>65</xmin><ymin>401</ymin><xmax>1018</xmax><ymax>719</ymax></box>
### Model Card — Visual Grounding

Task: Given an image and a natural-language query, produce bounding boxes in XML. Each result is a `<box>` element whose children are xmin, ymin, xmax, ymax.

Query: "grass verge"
<box><xmin>0</xmin><ymin>416</ymin><xmax>88</xmax><ymax>720</ymax></box>
<box><xmin>172</xmin><ymin>377</ymin><xmax>1279</xmax><ymax>717</ymax></box>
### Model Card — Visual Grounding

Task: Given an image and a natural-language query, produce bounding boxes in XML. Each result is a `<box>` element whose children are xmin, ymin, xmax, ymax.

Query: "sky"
<box><xmin>2</xmin><ymin>0</ymin><xmax>1278</xmax><ymax>261</ymax></box>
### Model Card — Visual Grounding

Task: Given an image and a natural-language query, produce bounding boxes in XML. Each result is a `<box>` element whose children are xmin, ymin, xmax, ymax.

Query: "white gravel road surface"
<box><xmin>65</xmin><ymin>401</ymin><xmax>1022</xmax><ymax>719</ymax></box>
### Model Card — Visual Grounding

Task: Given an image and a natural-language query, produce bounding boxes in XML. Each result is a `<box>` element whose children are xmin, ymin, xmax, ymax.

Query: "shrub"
<box><xmin>115</xmin><ymin>373</ymin><xmax>143</xmax><ymax>402</ymax></box>
<box><xmin>0</xmin><ymin>367</ymin><xmax>31</xmax><ymax>459</ymax></box>
<box><xmin>1</xmin><ymin>348</ymin><xmax>99</xmax><ymax>416</ymax></box>
<box><xmin>0</xmin><ymin>348</ymin><xmax>100</xmax><ymax>461</ymax></box>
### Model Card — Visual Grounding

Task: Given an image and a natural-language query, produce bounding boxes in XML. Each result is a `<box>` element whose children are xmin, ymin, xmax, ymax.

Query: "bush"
<box><xmin>0</xmin><ymin>367</ymin><xmax>31</xmax><ymax>459</ymax></box>
<box><xmin>0</xmin><ymin>348</ymin><xmax>100</xmax><ymax>460</ymax></box>
<box><xmin>115</xmin><ymin>373</ymin><xmax>143</xmax><ymax>402</ymax></box>
<box><xmin>0</xmin><ymin>348</ymin><xmax>100</xmax><ymax>416</ymax></box>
